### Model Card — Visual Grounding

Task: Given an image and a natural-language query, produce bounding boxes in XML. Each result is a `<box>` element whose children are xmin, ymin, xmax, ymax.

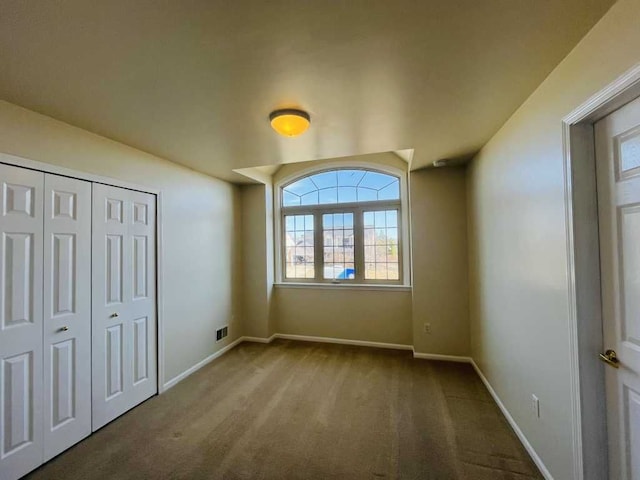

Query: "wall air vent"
<box><xmin>216</xmin><ymin>326</ymin><xmax>228</xmax><ymax>342</ymax></box>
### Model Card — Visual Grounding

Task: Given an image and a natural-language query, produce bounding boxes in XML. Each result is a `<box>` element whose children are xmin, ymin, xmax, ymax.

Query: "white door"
<box><xmin>0</xmin><ymin>164</ymin><xmax>44</xmax><ymax>480</ymax></box>
<box><xmin>42</xmin><ymin>174</ymin><xmax>92</xmax><ymax>461</ymax></box>
<box><xmin>92</xmin><ymin>184</ymin><xmax>157</xmax><ymax>430</ymax></box>
<box><xmin>596</xmin><ymin>95</ymin><xmax>640</xmax><ymax>480</ymax></box>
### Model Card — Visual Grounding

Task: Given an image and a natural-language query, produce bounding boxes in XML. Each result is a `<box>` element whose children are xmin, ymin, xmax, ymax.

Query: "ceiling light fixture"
<box><xmin>269</xmin><ymin>109</ymin><xmax>311</xmax><ymax>137</ymax></box>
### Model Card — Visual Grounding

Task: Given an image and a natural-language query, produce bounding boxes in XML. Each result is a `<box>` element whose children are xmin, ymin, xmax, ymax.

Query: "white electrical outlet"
<box><xmin>424</xmin><ymin>323</ymin><xmax>431</xmax><ymax>334</ymax></box>
<box><xmin>532</xmin><ymin>394</ymin><xmax>540</xmax><ymax>418</ymax></box>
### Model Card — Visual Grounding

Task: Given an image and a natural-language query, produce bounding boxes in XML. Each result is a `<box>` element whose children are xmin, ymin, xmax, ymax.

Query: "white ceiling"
<box><xmin>0</xmin><ymin>0</ymin><xmax>614</xmax><ymax>183</ymax></box>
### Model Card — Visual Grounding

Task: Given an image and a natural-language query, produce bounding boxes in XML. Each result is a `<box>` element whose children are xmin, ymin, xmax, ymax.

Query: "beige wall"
<box><xmin>274</xmin><ymin>287</ymin><xmax>412</xmax><ymax>345</ymax></box>
<box><xmin>241</xmin><ymin>184</ymin><xmax>275</xmax><ymax>338</ymax></box>
<box><xmin>410</xmin><ymin>167</ymin><xmax>469</xmax><ymax>356</ymax></box>
<box><xmin>0</xmin><ymin>100</ymin><xmax>243</xmax><ymax>386</ymax></box>
<box><xmin>467</xmin><ymin>0</ymin><xmax>640</xmax><ymax>478</ymax></box>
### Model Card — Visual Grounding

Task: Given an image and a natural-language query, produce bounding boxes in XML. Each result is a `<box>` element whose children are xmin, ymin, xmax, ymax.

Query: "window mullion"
<box><xmin>282</xmin><ymin>212</ymin><xmax>292</xmax><ymax>281</ymax></box>
<box><xmin>354</xmin><ymin>207</ymin><xmax>365</xmax><ymax>283</ymax></box>
<box><xmin>314</xmin><ymin>212</ymin><xmax>323</xmax><ymax>282</ymax></box>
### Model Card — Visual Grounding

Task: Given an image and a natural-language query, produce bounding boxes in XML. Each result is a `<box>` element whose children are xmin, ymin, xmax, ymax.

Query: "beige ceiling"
<box><xmin>0</xmin><ymin>0</ymin><xmax>614</xmax><ymax>183</ymax></box>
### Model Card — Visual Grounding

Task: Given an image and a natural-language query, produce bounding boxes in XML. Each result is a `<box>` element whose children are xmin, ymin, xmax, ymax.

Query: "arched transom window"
<box><xmin>282</xmin><ymin>169</ymin><xmax>400</xmax><ymax>206</ymax></box>
<box><xmin>279</xmin><ymin>168</ymin><xmax>404</xmax><ymax>285</ymax></box>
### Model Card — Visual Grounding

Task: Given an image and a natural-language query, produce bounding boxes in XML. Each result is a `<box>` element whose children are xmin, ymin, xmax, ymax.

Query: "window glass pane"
<box><xmin>357</xmin><ymin>187</ymin><xmax>378</xmax><ymax>202</ymax></box>
<box><xmin>337</xmin><ymin>169</ymin><xmax>365</xmax><ymax>187</ymax></box>
<box><xmin>387</xmin><ymin>264</ymin><xmax>400</xmax><ymax>280</ymax></box>
<box><xmin>343</xmin><ymin>214</ymin><xmax>353</xmax><ymax>228</ymax></box>
<box><xmin>363</xmin><ymin>211</ymin><xmax>374</xmax><ymax>227</ymax></box>
<box><xmin>337</xmin><ymin>186</ymin><xmax>357</xmax><ymax>203</ymax></box>
<box><xmin>319</xmin><ymin>187</ymin><xmax>338</xmax><ymax>204</ymax></box>
<box><xmin>359</xmin><ymin>171</ymin><xmax>398</xmax><ymax>191</ymax></box>
<box><xmin>305</xmin><ymin>247</ymin><xmax>314</xmax><ymax>263</ymax></box>
<box><xmin>386</xmin><ymin>210</ymin><xmax>397</xmax><ymax>226</ymax></box>
<box><xmin>364</xmin><ymin>228</ymin><xmax>375</xmax><ymax>246</ymax></box>
<box><xmin>365</xmin><ymin>265</ymin><xmax>374</xmax><ymax>278</ymax></box>
<box><xmin>323</xmin><ymin>212</ymin><xmax>355</xmax><ymax>280</ymax></box>
<box><xmin>284</xmin><ymin>177</ymin><xmax>317</xmax><ymax>197</ymax></box>
<box><xmin>285</xmin><ymin>216</ymin><xmax>295</xmax><ymax>231</ymax></box>
<box><xmin>378</xmin><ymin>180</ymin><xmax>400</xmax><ymax>200</ymax></box>
<box><xmin>311</xmin><ymin>171</ymin><xmax>338</xmax><ymax>189</ymax></box>
<box><xmin>375</xmin><ymin>263</ymin><xmax>388</xmax><ymax>280</ymax></box>
<box><xmin>364</xmin><ymin>209</ymin><xmax>400</xmax><ymax>280</ymax></box>
<box><xmin>283</xmin><ymin>190</ymin><xmax>300</xmax><ymax>207</ymax></box>
<box><xmin>301</xmin><ymin>191</ymin><xmax>319</xmax><ymax>205</ymax></box>
<box><xmin>284</xmin><ymin>214</ymin><xmax>315</xmax><ymax>279</ymax></box>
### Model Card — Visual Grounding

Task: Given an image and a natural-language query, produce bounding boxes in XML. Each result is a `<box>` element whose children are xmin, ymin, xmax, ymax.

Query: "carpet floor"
<box><xmin>25</xmin><ymin>340</ymin><xmax>542</xmax><ymax>479</ymax></box>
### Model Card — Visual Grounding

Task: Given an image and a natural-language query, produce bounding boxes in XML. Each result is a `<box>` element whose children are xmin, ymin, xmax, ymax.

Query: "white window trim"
<box><xmin>274</xmin><ymin>160</ymin><xmax>411</xmax><ymax>286</ymax></box>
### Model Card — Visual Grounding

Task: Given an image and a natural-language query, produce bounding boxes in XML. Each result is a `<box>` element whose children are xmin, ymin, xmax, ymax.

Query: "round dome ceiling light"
<box><xmin>269</xmin><ymin>109</ymin><xmax>311</xmax><ymax>137</ymax></box>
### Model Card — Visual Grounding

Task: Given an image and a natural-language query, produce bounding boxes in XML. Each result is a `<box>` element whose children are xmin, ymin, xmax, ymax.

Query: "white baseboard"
<box><xmin>273</xmin><ymin>333</ymin><xmax>413</xmax><ymax>351</ymax></box>
<box><xmin>161</xmin><ymin>336</ymin><xmax>244</xmax><ymax>392</ymax></box>
<box><xmin>470</xmin><ymin>360</ymin><xmax>553</xmax><ymax>480</ymax></box>
<box><xmin>162</xmin><ymin>334</ymin><xmax>468</xmax><ymax>392</ymax></box>
<box><xmin>242</xmin><ymin>335</ymin><xmax>276</xmax><ymax>344</ymax></box>
<box><xmin>412</xmin><ymin>351</ymin><xmax>472</xmax><ymax>363</ymax></box>
<box><xmin>161</xmin><ymin>333</ymin><xmax>412</xmax><ymax>392</ymax></box>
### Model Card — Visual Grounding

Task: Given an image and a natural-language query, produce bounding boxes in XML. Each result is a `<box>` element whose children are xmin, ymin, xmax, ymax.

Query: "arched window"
<box><xmin>277</xmin><ymin>167</ymin><xmax>405</xmax><ymax>285</ymax></box>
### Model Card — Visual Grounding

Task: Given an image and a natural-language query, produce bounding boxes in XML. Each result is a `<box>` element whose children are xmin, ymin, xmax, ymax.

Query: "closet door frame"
<box><xmin>0</xmin><ymin>152</ymin><xmax>166</xmax><ymax>395</ymax></box>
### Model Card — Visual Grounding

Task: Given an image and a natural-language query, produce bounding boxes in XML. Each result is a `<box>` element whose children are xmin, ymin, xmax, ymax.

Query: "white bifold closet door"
<box><xmin>92</xmin><ymin>184</ymin><xmax>157</xmax><ymax>431</ymax></box>
<box><xmin>42</xmin><ymin>174</ymin><xmax>92</xmax><ymax>461</ymax></box>
<box><xmin>0</xmin><ymin>164</ymin><xmax>45</xmax><ymax>480</ymax></box>
<box><xmin>1</xmin><ymin>165</ymin><xmax>91</xmax><ymax>479</ymax></box>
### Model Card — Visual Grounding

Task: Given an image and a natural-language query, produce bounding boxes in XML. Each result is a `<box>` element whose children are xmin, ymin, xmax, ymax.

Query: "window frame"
<box><xmin>275</xmin><ymin>164</ymin><xmax>410</xmax><ymax>286</ymax></box>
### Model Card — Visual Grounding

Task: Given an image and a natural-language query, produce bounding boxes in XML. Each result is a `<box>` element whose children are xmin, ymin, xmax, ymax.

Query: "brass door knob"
<box><xmin>59</xmin><ymin>326</ymin><xmax>69</xmax><ymax>332</ymax></box>
<box><xmin>599</xmin><ymin>349</ymin><xmax>619</xmax><ymax>368</ymax></box>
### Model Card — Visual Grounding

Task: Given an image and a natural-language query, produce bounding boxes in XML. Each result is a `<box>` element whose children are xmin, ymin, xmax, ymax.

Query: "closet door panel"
<box><xmin>128</xmin><ymin>190</ymin><xmax>156</xmax><ymax>403</ymax></box>
<box><xmin>92</xmin><ymin>184</ymin><xmax>156</xmax><ymax>431</ymax></box>
<box><xmin>43</xmin><ymin>174</ymin><xmax>91</xmax><ymax>461</ymax></box>
<box><xmin>0</xmin><ymin>164</ymin><xmax>44</xmax><ymax>480</ymax></box>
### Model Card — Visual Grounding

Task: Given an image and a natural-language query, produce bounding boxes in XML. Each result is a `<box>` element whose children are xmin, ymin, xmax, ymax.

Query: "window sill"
<box><xmin>273</xmin><ymin>283</ymin><xmax>412</xmax><ymax>292</ymax></box>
